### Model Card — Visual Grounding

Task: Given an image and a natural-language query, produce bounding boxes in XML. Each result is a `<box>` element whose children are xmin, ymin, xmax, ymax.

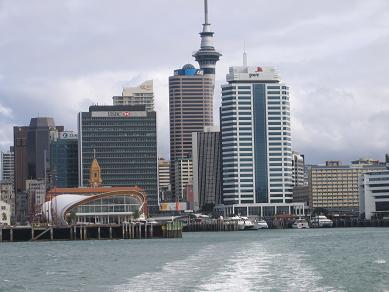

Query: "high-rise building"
<box><xmin>221</xmin><ymin>63</ymin><xmax>293</xmax><ymax>206</ymax></box>
<box><xmin>78</xmin><ymin>105</ymin><xmax>158</xmax><ymax>214</ymax></box>
<box><xmin>13</xmin><ymin>126</ymin><xmax>29</xmax><ymax>192</ymax></box>
<box><xmin>113</xmin><ymin>80</ymin><xmax>154</xmax><ymax>112</ymax></box>
<box><xmin>174</xmin><ymin>159</ymin><xmax>192</xmax><ymax>201</ymax></box>
<box><xmin>169</xmin><ymin>64</ymin><xmax>214</xmax><ymax>196</ymax></box>
<box><xmin>192</xmin><ymin>127</ymin><xmax>222</xmax><ymax>211</ymax></box>
<box><xmin>1</xmin><ymin>146</ymin><xmax>14</xmax><ymax>184</ymax></box>
<box><xmin>309</xmin><ymin>163</ymin><xmax>385</xmax><ymax>213</ymax></box>
<box><xmin>50</xmin><ymin>131</ymin><xmax>78</xmax><ymax>188</ymax></box>
<box><xmin>158</xmin><ymin>158</ymin><xmax>171</xmax><ymax>201</ymax></box>
<box><xmin>292</xmin><ymin>151</ymin><xmax>305</xmax><ymax>187</ymax></box>
<box><xmin>27</xmin><ymin>117</ymin><xmax>62</xmax><ymax>180</ymax></box>
<box><xmin>360</xmin><ymin>170</ymin><xmax>389</xmax><ymax>220</ymax></box>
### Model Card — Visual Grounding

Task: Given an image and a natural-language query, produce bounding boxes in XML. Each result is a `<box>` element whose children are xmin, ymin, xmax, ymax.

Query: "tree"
<box><xmin>133</xmin><ymin>209</ymin><xmax>140</xmax><ymax>219</ymax></box>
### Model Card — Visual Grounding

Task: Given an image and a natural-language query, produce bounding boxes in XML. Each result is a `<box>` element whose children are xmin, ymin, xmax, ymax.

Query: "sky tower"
<box><xmin>193</xmin><ymin>0</ymin><xmax>222</xmax><ymax>76</ymax></box>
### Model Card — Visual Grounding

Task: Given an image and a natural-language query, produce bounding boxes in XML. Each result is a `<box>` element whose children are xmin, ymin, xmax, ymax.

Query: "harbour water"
<box><xmin>1</xmin><ymin>228</ymin><xmax>388</xmax><ymax>291</ymax></box>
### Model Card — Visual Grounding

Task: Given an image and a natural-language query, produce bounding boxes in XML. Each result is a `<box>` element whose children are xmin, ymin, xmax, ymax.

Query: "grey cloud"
<box><xmin>1</xmin><ymin>0</ymin><xmax>389</xmax><ymax>165</ymax></box>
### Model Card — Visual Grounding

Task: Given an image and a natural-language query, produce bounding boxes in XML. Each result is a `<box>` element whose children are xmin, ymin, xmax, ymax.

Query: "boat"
<box><xmin>256</xmin><ymin>219</ymin><xmax>269</xmax><ymax>229</ymax></box>
<box><xmin>228</xmin><ymin>216</ymin><xmax>257</xmax><ymax>230</ymax></box>
<box><xmin>311</xmin><ymin>215</ymin><xmax>333</xmax><ymax>228</ymax></box>
<box><xmin>292</xmin><ymin>219</ymin><xmax>310</xmax><ymax>229</ymax></box>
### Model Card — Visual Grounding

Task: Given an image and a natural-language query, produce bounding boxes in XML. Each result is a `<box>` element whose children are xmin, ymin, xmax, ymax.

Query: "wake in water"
<box><xmin>113</xmin><ymin>239</ymin><xmax>334</xmax><ymax>292</ymax></box>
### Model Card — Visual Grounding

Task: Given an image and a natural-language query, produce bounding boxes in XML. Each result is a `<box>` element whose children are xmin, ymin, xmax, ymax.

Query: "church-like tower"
<box><xmin>192</xmin><ymin>0</ymin><xmax>222</xmax><ymax>76</ymax></box>
<box><xmin>89</xmin><ymin>152</ymin><xmax>102</xmax><ymax>188</ymax></box>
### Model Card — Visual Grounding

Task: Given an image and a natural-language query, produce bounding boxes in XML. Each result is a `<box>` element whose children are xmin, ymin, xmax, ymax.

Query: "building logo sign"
<box><xmin>92</xmin><ymin>111</ymin><xmax>147</xmax><ymax>118</ymax></box>
<box><xmin>249</xmin><ymin>67</ymin><xmax>264</xmax><ymax>78</ymax></box>
<box><xmin>59</xmin><ymin>131</ymin><xmax>78</xmax><ymax>139</ymax></box>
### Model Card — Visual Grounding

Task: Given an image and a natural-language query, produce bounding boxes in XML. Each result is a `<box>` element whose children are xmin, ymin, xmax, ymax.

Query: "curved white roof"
<box><xmin>42</xmin><ymin>194</ymin><xmax>87</xmax><ymax>225</ymax></box>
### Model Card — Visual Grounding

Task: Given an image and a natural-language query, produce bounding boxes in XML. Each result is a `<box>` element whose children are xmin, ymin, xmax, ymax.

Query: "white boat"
<box><xmin>256</xmin><ymin>219</ymin><xmax>268</xmax><ymax>229</ymax></box>
<box><xmin>292</xmin><ymin>219</ymin><xmax>310</xmax><ymax>229</ymax></box>
<box><xmin>228</xmin><ymin>216</ymin><xmax>256</xmax><ymax>230</ymax></box>
<box><xmin>311</xmin><ymin>215</ymin><xmax>333</xmax><ymax>228</ymax></box>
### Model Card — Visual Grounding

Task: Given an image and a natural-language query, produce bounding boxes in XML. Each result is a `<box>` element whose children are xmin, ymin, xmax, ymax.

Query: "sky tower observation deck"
<box><xmin>192</xmin><ymin>0</ymin><xmax>222</xmax><ymax>76</ymax></box>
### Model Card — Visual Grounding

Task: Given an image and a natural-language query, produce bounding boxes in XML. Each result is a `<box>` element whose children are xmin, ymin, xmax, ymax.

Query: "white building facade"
<box><xmin>292</xmin><ymin>151</ymin><xmax>305</xmax><ymax>187</ymax></box>
<box><xmin>360</xmin><ymin>170</ymin><xmax>389</xmax><ymax>220</ymax></box>
<box><xmin>221</xmin><ymin>65</ymin><xmax>293</xmax><ymax>207</ymax></box>
<box><xmin>113</xmin><ymin>80</ymin><xmax>154</xmax><ymax>112</ymax></box>
<box><xmin>0</xmin><ymin>200</ymin><xmax>11</xmax><ymax>225</ymax></box>
<box><xmin>1</xmin><ymin>148</ymin><xmax>14</xmax><ymax>184</ymax></box>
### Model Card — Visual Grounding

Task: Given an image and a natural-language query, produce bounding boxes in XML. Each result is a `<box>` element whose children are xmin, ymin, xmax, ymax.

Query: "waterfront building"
<box><xmin>27</xmin><ymin>117</ymin><xmax>63</xmax><ymax>180</ymax></box>
<box><xmin>169</xmin><ymin>64</ymin><xmax>214</xmax><ymax>197</ymax></box>
<box><xmin>220</xmin><ymin>60</ymin><xmax>293</xmax><ymax>208</ymax></box>
<box><xmin>45</xmin><ymin>160</ymin><xmax>148</xmax><ymax>225</ymax></box>
<box><xmin>26</xmin><ymin>179</ymin><xmax>46</xmax><ymax>220</ymax></box>
<box><xmin>158</xmin><ymin>158</ymin><xmax>171</xmax><ymax>201</ymax></box>
<box><xmin>43</xmin><ymin>186</ymin><xmax>147</xmax><ymax>225</ymax></box>
<box><xmin>113</xmin><ymin>80</ymin><xmax>154</xmax><ymax>112</ymax></box>
<box><xmin>359</xmin><ymin>170</ymin><xmax>389</xmax><ymax>219</ymax></box>
<box><xmin>309</xmin><ymin>161</ymin><xmax>385</xmax><ymax>213</ymax></box>
<box><xmin>217</xmin><ymin>56</ymin><xmax>303</xmax><ymax>217</ymax></box>
<box><xmin>0</xmin><ymin>182</ymin><xmax>15</xmax><ymax>222</ymax></box>
<box><xmin>1</xmin><ymin>147</ymin><xmax>14</xmax><ymax>184</ymax></box>
<box><xmin>0</xmin><ymin>200</ymin><xmax>11</xmax><ymax>225</ymax></box>
<box><xmin>78</xmin><ymin>105</ymin><xmax>158</xmax><ymax>214</ymax></box>
<box><xmin>292</xmin><ymin>151</ymin><xmax>305</xmax><ymax>187</ymax></box>
<box><xmin>174</xmin><ymin>159</ymin><xmax>192</xmax><ymax>201</ymax></box>
<box><xmin>50</xmin><ymin>131</ymin><xmax>78</xmax><ymax>188</ymax></box>
<box><xmin>192</xmin><ymin>127</ymin><xmax>222</xmax><ymax>211</ymax></box>
<box><xmin>13</xmin><ymin>126</ymin><xmax>29</xmax><ymax>192</ymax></box>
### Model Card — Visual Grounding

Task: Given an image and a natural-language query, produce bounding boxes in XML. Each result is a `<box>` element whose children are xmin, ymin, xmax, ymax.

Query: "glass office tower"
<box><xmin>221</xmin><ymin>65</ymin><xmax>293</xmax><ymax>205</ymax></box>
<box><xmin>78</xmin><ymin>105</ymin><xmax>158</xmax><ymax>214</ymax></box>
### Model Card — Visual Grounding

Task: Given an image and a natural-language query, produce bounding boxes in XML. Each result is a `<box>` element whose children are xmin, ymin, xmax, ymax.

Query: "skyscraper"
<box><xmin>220</xmin><ymin>61</ymin><xmax>293</xmax><ymax>207</ymax></box>
<box><xmin>13</xmin><ymin>126</ymin><xmax>29</xmax><ymax>192</ymax></box>
<box><xmin>50</xmin><ymin>131</ymin><xmax>79</xmax><ymax>188</ymax></box>
<box><xmin>292</xmin><ymin>151</ymin><xmax>305</xmax><ymax>187</ymax></box>
<box><xmin>27</xmin><ymin>117</ymin><xmax>62</xmax><ymax>180</ymax></box>
<box><xmin>113</xmin><ymin>80</ymin><xmax>154</xmax><ymax>112</ymax></box>
<box><xmin>169</xmin><ymin>65</ymin><xmax>214</xmax><ymax>196</ymax></box>
<box><xmin>78</xmin><ymin>105</ymin><xmax>158</xmax><ymax>214</ymax></box>
<box><xmin>158</xmin><ymin>158</ymin><xmax>171</xmax><ymax>201</ymax></box>
<box><xmin>192</xmin><ymin>127</ymin><xmax>222</xmax><ymax>211</ymax></box>
<box><xmin>1</xmin><ymin>146</ymin><xmax>14</xmax><ymax>184</ymax></box>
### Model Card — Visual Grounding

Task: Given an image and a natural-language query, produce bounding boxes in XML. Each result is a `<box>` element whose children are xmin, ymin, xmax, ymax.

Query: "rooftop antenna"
<box><xmin>204</xmin><ymin>0</ymin><xmax>209</xmax><ymax>24</ymax></box>
<box><xmin>243</xmin><ymin>41</ymin><xmax>248</xmax><ymax>67</ymax></box>
<box><xmin>93</xmin><ymin>148</ymin><xmax>96</xmax><ymax>159</ymax></box>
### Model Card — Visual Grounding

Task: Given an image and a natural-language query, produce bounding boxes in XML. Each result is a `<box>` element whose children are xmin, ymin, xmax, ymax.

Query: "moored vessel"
<box><xmin>292</xmin><ymin>218</ymin><xmax>310</xmax><ymax>229</ymax></box>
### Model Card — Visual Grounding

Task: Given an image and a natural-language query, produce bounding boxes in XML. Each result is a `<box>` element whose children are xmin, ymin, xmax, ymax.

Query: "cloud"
<box><xmin>0</xmin><ymin>0</ymin><xmax>389</xmax><ymax>164</ymax></box>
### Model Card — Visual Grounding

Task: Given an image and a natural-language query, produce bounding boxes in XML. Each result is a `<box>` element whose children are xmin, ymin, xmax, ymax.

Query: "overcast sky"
<box><xmin>1</xmin><ymin>0</ymin><xmax>389</xmax><ymax>164</ymax></box>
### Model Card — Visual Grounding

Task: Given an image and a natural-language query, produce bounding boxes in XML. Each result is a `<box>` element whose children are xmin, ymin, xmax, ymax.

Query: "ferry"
<box><xmin>310</xmin><ymin>215</ymin><xmax>333</xmax><ymax>228</ymax></box>
<box><xmin>292</xmin><ymin>218</ymin><xmax>310</xmax><ymax>229</ymax></box>
<box><xmin>228</xmin><ymin>216</ymin><xmax>258</xmax><ymax>230</ymax></box>
<box><xmin>256</xmin><ymin>219</ymin><xmax>269</xmax><ymax>229</ymax></box>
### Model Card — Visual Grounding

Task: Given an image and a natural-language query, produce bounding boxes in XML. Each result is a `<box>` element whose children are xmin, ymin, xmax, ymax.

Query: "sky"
<box><xmin>1</xmin><ymin>0</ymin><xmax>389</xmax><ymax>164</ymax></box>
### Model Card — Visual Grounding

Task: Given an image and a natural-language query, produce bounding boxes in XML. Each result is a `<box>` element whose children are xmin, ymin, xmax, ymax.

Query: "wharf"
<box><xmin>183</xmin><ymin>221</ymin><xmax>239</xmax><ymax>232</ymax></box>
<box><xmin>0</xmin><ymin>221</ymin><xmax>183</xmax><ymax>242</ymax></box>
